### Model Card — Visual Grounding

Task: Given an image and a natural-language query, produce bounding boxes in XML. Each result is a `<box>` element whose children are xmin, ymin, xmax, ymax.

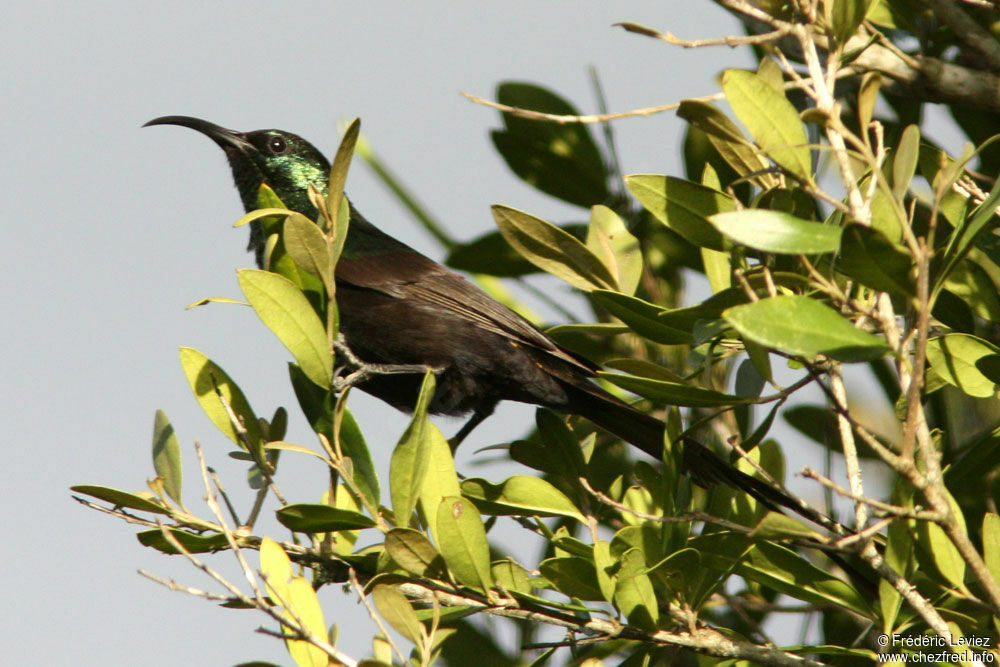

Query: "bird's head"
<box><xmin>144</xmin><ymin>116</ymin><xmax>330</xmax><ymax>217</ymax></box>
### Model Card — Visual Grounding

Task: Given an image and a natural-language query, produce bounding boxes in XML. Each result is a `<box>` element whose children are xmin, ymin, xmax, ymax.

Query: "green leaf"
<box><xmin>938</xmin><ymin>151</ymin><xmax>1000</xmax><ymax>288</ymax></box>
<box><xmin>327</xmin><ymin>118</ymin><xmax>361</xmax><ymax>236</ymax></box>
<box><xmin>724</xmin><ymin>295</ymin><xmax>889</xmax><ymax>362</ymax></box>
<box><xmin>177</xmin><ymin>348</ymin><xmax>264</xmax><ymax>454</ymax></box>
<box><xmin>721</xmin><ymin>69</ymin><xmax>812</xmax><ymax>182</ymax></box>
<box><xmin>538</xmin><ymin>557</ymin><xmax>603</xmax><ymax>601</ymax></box>
<box><xmin>749</xmin><ymin>511</ymin><xmax>822</xmax><ymax>540</ymax></box>
<box><xmin>925</xmin><ymin>334</ymin><xmax>1000</xmax><ymax>398</ymax></box>
<box><xmin>491</xmin><ymin>559</ymin><xmax>533</xmax><ymax>595</ymax></box>
<box><xmin>535</xmin><ymin>409</ymin><xmax>588</xmax><ymax>478</ymax></box>
<box><xmin>491</xmin><ymin>82</ymin><xmax>609</xmax><ymax>208</ymax></box>
<box><xmin>151</xmin><ymin>410</ymin><xmax>182</xmax><ymax>505</ymax></box>
<box><xmin>711</xmin><ymin>210</ymin><xmax>842</xmax><ymax>254</ymax></box>
<box><xmin>944</xmin><ymin>258</ymin><xmax>1000</xmax><ymax>323</ymax></box>
<box><xmin>694</xmin><ymin>534</ymin><xmax>872</xmax><ymax>617</ymax></box>
<box><xmin>702</xmin><ymin>247</ymin><xmax>732</xmax><ymax>292</ymax></box>
<box><xmin>435</xmin><ymin>496</ymin><xmax>493</xmax><ymax>592</ymax></box>
<box><xmin>136</xmin><ymin>528</ymin><xmax>229</xmax><ymax>554</ymax></box>
<box><xmin>283</xmin><ymin>213</ymin><xmax>334</xmax><ymax>295</ymax></box>
<box><xmin>593</xmin><ymin>540</ymin><xmax>616</xmax><ymax>603</ymax></box>
<box><xmin>600</xmin><ymin>372</ymin><xmax>749</xmax><ymax>407</ymax></box>
<box><xmin>445</xmin><ymin>228</ymin><xmax>547</xmax><ymax>277</ymax></box>
<box><xmin>837</xmin><ymin>223</ymin><xmax>915</xmax><ymax>296</ymax></box>
<box><xmin>384</xmin><ymin>528</ymin><xmax>445</xmax><ymax>577</ymax></box>
<box><xmin>592</xmin><ymin>290</ymin><xmax>691</xmax><ymax>344</ymax></box>
<box><xmin>417</xmin><ymin>418</ymin><xmax>462</xmax><ymax>546</ymax></box>
<box><xmin>237</xmin><ymin>269</ymin><xmax>333</xmax><ymax>388</ymax></box>
<box><xmin>285</xmin><ymin>577</ymin><xmax>329</xmax><ymax>667</ymax></box>
<box><xmin>275</xmin><ymin>504</ymin><xmax>376</xmax><ymax>533</ymax></box>
<box><xmin>829</xmin><ymin>0</ymin><xmax>874</xmax><ymax>43</ymax></box>
<box><xmin>491</xmin><ymin>205</ymin><xmax>618</xmax><ymax>291</ymax></box>
<box><xmin>983</xmin><ymin>513</ymin><xmax>1000</xmax><ymax>584</ymax></box>
<box><xmin>372</xmin><ymin>585</ymin><xmax>423</xmax><ymax>646</ymax></box>
<box><xmin>71</xmin><ymin>485</ymin><xmax>170</xmax><ymax>515</ymax></box>
<box><xmin>337</xmin><ymin>408</ymin><xmax>380</xmax><ymax>510</ymax></box>
<box><xmin>625</xmin><ymin>174</ymin><xmax>731</xmax><ymax>250</ymax></box>
<box><xmin>390</xmin><ymin>371</ymin><xmax>437</xmax><ymax>528</ymax></box>
<box><xmin>613</xmin><ymin>548</ymin><xmax>659</xmax><ymax>630</ymax></box>
<box><xmin>892</xmin><ymin>124</ymin><xmax>920</xmax><ymax>200</ymax></box>
<box><xmin>781</xmin><ymin>645</ymin><xmax>877</xmax><ymax>660</ymax></box>
<box><xmin>586</xmin><ymin>206</ymin><xmax>642</xmax><ymax>295</ymax></box>
<box><xmin>918</xmin><ymin>521</ymin><xmax>966</xmax><ymax>589</ymax></box>
<box><xmin>677</xmin><ymin>100</ymin><xmax>774</xmax><ymax>187</ymax></box>
<box><xmin>461</xmin><ymin>476</ymin><xmax>585</xmax><ymax>522</ymax></box>
<box><xmin>260</xmin><ymin>535</ymin><xmax>292</xmax><ymax>600</ymax></box>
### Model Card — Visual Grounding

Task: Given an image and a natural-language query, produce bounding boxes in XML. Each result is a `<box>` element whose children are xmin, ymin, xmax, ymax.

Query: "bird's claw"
<box><xmin>331</xmin><ymin>335</ymin><xmax>440</xmax><ymax>392</ymax></box>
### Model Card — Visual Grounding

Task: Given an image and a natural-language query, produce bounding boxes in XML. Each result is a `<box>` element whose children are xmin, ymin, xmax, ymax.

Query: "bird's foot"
<box><xmin>332</xmin><ymin>335</ymin><xmax>439</xmax><ymax>392</ymax></box>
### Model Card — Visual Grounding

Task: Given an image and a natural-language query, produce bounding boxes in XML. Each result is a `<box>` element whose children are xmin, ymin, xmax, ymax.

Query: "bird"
<box><xmin>144</xmin><ymin>115</ymin><xmax>843</xmax><ymax>533</ymax></box>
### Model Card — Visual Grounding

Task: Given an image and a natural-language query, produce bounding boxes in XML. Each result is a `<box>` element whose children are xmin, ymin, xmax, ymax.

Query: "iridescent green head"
<box><xmin>144</xmin><ymin>115</ymin><xmax>331</xmax><ymax>217</ymax></box>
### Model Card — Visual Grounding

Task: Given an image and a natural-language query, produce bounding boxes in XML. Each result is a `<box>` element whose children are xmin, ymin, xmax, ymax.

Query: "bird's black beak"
<box><xmin>143</xmin><ymin>115</ymin><xmax>253</xmax><ymax>153</ymax></box>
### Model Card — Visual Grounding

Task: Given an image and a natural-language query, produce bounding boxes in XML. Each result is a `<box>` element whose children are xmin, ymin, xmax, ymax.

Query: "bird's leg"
<box><xmin>332</xmin><ymin>334</ymin><xmax>439</xmax><ymax>392</ymax></box>
<box><xmin>448</xmin><ymin>405</ymin><xmax>495</xmax><ymax>453</ymax></box>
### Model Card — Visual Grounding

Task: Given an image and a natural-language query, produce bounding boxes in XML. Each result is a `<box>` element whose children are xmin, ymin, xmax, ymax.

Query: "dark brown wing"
<box><xmin>335</xmin><ymin>247</ymin><xmax>598</xmax><ymax>378</ymax></box>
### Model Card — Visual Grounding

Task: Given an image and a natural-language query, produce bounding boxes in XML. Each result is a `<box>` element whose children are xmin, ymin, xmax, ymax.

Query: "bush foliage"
<box><xmin>74</xmin><ymin>2</ymin><xmax>1000</xmax><ymax>665</ymax></box>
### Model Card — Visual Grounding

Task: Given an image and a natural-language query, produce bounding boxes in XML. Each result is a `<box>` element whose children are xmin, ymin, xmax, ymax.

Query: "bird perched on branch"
<box><xmin>145</xmin><ymin>115</ymin><xmax>842</xmax><ymax>533</ymax></box>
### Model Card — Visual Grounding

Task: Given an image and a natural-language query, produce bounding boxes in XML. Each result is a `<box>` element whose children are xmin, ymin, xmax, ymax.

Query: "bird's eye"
<box><xmin>268</xmin><ymin>136</ymin><xmax>288</xmax><ymax>154</ymax></box>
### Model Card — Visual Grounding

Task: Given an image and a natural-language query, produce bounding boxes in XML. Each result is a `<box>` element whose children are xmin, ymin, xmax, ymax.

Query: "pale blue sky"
<box><xmin>2</xmin><ymin>3</ymin><xmax>961</xmax><ymax>664</ymax></box>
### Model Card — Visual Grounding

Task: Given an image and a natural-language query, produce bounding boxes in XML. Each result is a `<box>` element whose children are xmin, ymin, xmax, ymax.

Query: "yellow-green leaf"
<box><xmin>237</xmin><ymin>269</ymin><xmax>333</xmax><ymax>388</ymax></box>
<box><xmin>435</xmin><ymin>496</ymin><xmax>492</xmax><ymax>591</ymax></box>
<box><xmin>178</xmin><ymin>347</ymin><xmax>264</xmax><ymax>452</ymax></box>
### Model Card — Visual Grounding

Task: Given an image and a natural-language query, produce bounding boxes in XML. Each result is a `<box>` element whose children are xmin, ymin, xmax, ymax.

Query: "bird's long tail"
<box><xmin>565</xmin><ymin>386</ymin><xmax>850</xmax><ymax>536</ymax></box>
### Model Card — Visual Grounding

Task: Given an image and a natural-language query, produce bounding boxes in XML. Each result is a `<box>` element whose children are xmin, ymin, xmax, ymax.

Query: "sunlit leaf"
<box><xmin>724</xmin><ymin>296</ymin><xmax>889</xmax><ymax>362</ymax></box>
<box><xmin>237</xmin><ymin>269</ymin><xmax>333</xmax><ymax>388</ymax></box>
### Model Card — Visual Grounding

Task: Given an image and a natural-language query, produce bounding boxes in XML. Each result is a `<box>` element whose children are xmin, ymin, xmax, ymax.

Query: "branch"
<box><xmin>393</xmin><ymin>581</ymin><xmax>828</xmax><ymax>666</ymax></box>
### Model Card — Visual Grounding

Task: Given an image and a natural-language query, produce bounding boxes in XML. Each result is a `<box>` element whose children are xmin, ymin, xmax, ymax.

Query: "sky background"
<box><xmin>3</xmin><ymin>3</ymin><xmax>967</xmax><ymax>665</ymax></box>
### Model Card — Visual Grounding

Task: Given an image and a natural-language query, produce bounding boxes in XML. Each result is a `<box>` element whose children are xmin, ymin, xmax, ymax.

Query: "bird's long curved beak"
<box><xmin>143</xmin><ymin>115</ymin><xmax>252</xmax><ymax>153</ymax></box>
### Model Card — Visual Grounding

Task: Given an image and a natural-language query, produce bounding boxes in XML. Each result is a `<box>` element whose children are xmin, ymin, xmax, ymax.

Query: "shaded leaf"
<box><xmin>71</xmin><ymin>485</ymin><xmax>170</xmax><ymax>515</ymax></box>
<box><xmin>492</xmin><ymin>205</ymin><xmax>617</xmax><ymax>291</ymax></box>
<box><xmin>151</xmin><ymin>410</ymin><xmax>182</xmax><ymax>505</ymax></box>
<box><xmin>492</xmin><ymin>559</ymin><xmax>533</xmax><ymax>595</ymax></box>
<box><xmin>372</xmin><ymin>585</ymin><xmax>423</xmax><ymax>646</ymax></box>
<box><xmin>385</xmin><ymin>528</ymin><xmax>445</xmax><ymax>577</ymax></box>
<box><xmin>275</xmin><ymin>504</ymin><xmax>376</xmax><ymax>533</ymax></box>
<box><xmin>600</xmin><ymin>372</ymin><xmax>749</xmax><ymax>407</ymax></box>
<box><xmin>592</xmin><ymin>290</ymin><xmax>691</xmax><ymax>344</ymax></box>
<box><xmin>491</xmin><ymin>82</ymin><xmax>609</xmax><ymax>208</ymax></box>
<box><xmin>837</xmin><ymin>223</ymin><xmax>915</xmax><ymax>296</ymax></box>
<box><xmin>136</xmin><ymin>528</ymin><xmax>228</xmax><ymax>554</ymax></box>
<box><xmin>538</xmin><ymin>557</ymin><xmax>603</xmax><ymax>601</ymax></box>
<box><xmin>677</xmin><ymin>100</ymin><xmax>774</xmax><ymax>187</ymax></box>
